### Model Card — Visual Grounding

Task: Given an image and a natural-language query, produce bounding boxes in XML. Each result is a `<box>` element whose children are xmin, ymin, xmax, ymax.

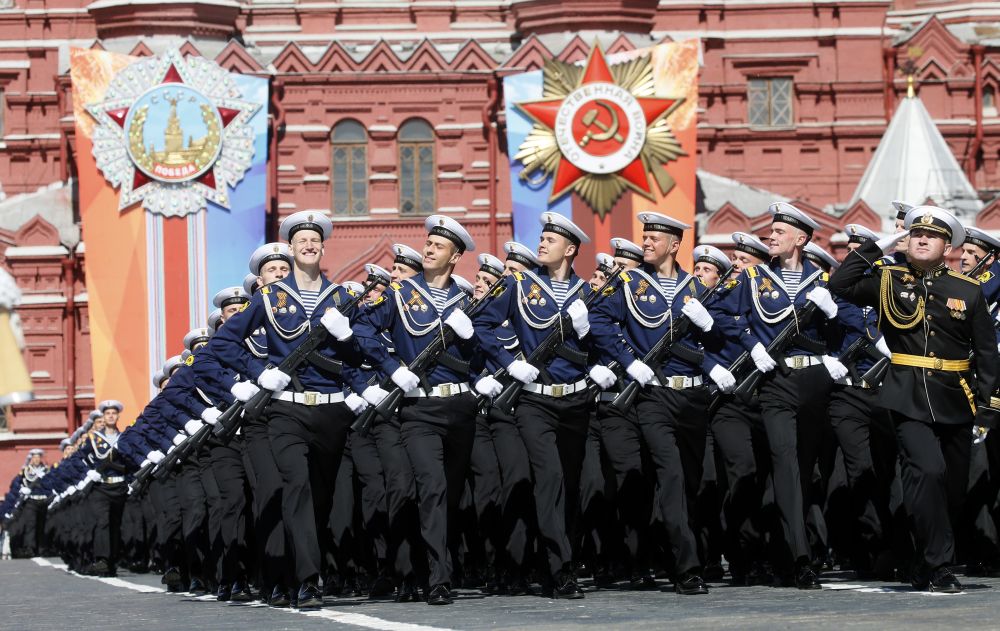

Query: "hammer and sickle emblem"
<box><xmin>579</xmin><ymin>100</ymin><xmax>624</xmax><ymax>148</ymax></box>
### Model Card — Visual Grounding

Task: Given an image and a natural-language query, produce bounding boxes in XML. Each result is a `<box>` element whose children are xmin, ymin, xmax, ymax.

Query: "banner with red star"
<box><xmin>504</xmin><ymin>40</ymin><xmax>700</xmax><ymax>267</ymax></box>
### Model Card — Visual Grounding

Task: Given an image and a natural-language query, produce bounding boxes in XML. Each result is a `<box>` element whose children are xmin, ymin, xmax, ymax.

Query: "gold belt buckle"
<box><xmin>550</xmin><ymin>384</ymin><xmax>564</xmax><ymax>397</ymax></box>
<box><xmin>303</xmin><ymin>391</ymin><xmax>318</xmax><ymax>406</ymax></box>
<box><xmin>440</xmin><ymin>383</ymin><xmax>452</xmax><ymax>397</ymax></box>
<box><xmin>933</xmin><ymin>358</ymin><xmax>943</xmax><ymax>370</ymax></box>
<box><xmin>792</xmin><ymin>356</ymin><xmax>805</xmax><ymax>369</ymax></box>
<box><xmin>672</xmin><ymin>376</ymin><xmax>686</xmax><ymax>389</ymax></box>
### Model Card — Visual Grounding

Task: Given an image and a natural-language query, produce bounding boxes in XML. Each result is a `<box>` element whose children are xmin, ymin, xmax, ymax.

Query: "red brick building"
<box><xmin>1</xmin><ymin>0</ymin><xmax>999</xmax><ymax>479</ymax></box>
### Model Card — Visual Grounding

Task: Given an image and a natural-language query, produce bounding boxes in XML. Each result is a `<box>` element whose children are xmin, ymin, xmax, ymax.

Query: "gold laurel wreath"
<box><xmin>514</xmin><ymin>54</ymin><xmax>686</xmax><ymax>218</ymax></box>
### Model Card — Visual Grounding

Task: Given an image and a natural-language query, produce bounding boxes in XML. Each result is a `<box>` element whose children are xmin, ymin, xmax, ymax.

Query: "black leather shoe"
<box><xmin>395</xmin><ymin>578</ymin><xmax>418</xmax><ymax>603</ymax></box>
<box><xmin>189</xmin><ymin>577</ymin><xmax>208</xmax><ymax>595</ymax></box>
<box><xmin>89</xmin><ymin>558</ymin><xmax>109</xmax><ymax>576</ymax></box>
<box><xmin>368</xmin><ymin>574</ymin><xmax>395</xmax><ymax>599</ymax></box>
<box><xmin>674</xmin><ymin>573</ymin><xmax>709</xmax><ymax>595</ymax></box>
<box><xmin>552</xmin><ymin>573</ymin><xmax>585</xmax><ymax>599</ymax></box>
<box><xmin>703</xmin><ymin>562</ymin><xmax>725</xmax><ymax>582</ymax></box>
<box><xmin>506</xmin><ymin>576</ymin><xmax>533</xmax><ymax>596</ymax></box>
<box><xmin>161</xmin><ymin>566</ymin><xmax>182</xmax><ymax>587</ymax></box>
<box><xmin>928</xmin><ymin>567</ymin><xmax>962</xmax><ymax>593</ymax></box>
<box><xmin>268</xmin><ymin>585</ymin><xmax>291</xmax><ymax>608</ymax></box>
<box><xmin>427</xmin><ymin>583</ymin><xmax>453</xmax><ymax>605</ymax></box>
<box><xmin>297</xmin><ymin>581</ymin><xmax>324</xmax><ymax>608</ymax></box>
<box><xmin>217</xmin><ymin>583</ymin><xmax>232</xmax><ymax>601</ymax></box>
<box><xmin>230</xmin><ymin>581</ymin><xmax>254</xmax><ymax>602</ymax></box>
<box><xmin>629</xmin><ymin>574</ymin><xmax>657</xmax><ymax>590</ymax></box>
<box><xmin>795</xmin><ymin>567</ymin><xmax>822</xmax><ymax>590</ymax></box>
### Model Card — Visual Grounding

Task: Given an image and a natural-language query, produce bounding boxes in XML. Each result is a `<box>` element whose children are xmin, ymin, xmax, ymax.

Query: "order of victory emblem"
<box><xmin>86</xmin><ymin>49</ymin><xmax>260</xmax><ymax>216</ymax></box>
<box><xmin>513</xmin><ymin>45</ymin><xmax>686</xmax><ymax>218</ymax></box>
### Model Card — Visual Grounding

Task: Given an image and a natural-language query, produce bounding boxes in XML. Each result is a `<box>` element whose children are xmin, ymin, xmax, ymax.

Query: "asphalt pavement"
<box><xmin>3</xmin><ymin>558</ymin><xmax>998</xmax><ymax>631</ymax></box>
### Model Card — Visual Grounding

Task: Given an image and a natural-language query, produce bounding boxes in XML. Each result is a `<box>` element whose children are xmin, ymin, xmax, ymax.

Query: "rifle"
<box><xmin>480</xmin><ymin>265</ymin><xmax>625</xmax><ymax>415</ymax></box>
<box><xmin>608</xmin><ymin>264</ymin><xmax>736</xmax><ymax>411</ymax></box>
<box><xmin>351</xmin><ymin>274</ymin><xmax>507</xmax><ymax>436</ymax></box>
<box><xmin>731</xmin><ymin>300</ymin><xmax>820</xmax><ymax>396</ymax></box>
<box><xmin>152</xmin><ymin>273</ymin><xmax>382</xmax><ymax>479</ymax></box>
<box><xmin>128</xmin><ymin>460</ymin><xmax>155</xmax><ymax>495</ymax></box>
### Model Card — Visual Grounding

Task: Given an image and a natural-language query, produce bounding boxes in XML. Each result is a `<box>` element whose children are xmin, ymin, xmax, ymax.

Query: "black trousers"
<box><xmin>267</xmin><ymin>399</ymin><xmax>352</xmax><ymax>584</ymax></box>
<box><xmin>241</xmin><ymin>415</ymin><xmax>288</xmax><ymax>591</ymax></box>
<box><xmin>710</xmin><ymin>394</ymin><xmax>769</xmax><ymax>570</ymax></box>
<box><xmin>147</xmin><ymin>476</ymin><xmax>184</xmax><ymax>572</ymax></box>
<box><xmin>210</xmin><ymin>438</ymin><xmax>249</xmax><ymax>585</ymax></box>
<box><xmin>597</xmin><ymin>400</ymin><xmax>650</xmax><ymax>573</ymax></box>
<box><xmin>758</xmin><ymin>364</ymin><xmax>830</xmax><ymax>567</ymax></box>
<box><xmin>577</xmin><ymin>410</ymin><xmax>620</xmax><ymax>568</ymax></box>
<box><xmin>467</xmin><ymin>412</ymin><xmax>503</xmax><ymax>573</ymax></box>
<box><xmin>828</xmin><ymin>385</ymin><xmax>896</xmax><ymax>567</ymax></box>
<box><xmin>91</xmin><ymin>482</ymin><xmax>127</xmax><ymax>563</ymax></box>
<box><xmin>485</xmin><ymin>405</ymin><xmax>534</xmax><ymax>575</ymax></box>
<box><xmin>350</xmin><ymin>432</ymin><xmax>389</xmax><ymax>570</ymax></box>
<box><xmin>18</xmin><ymin>498</ymin><xmax>47</xmax><ymax>556</ymax></box>
<box><xmin>515</xmin><ymin>390</ymin><xmax>590</xmax><ymax>577</ymax></box>
<box><xmin>373</xmin><ymin>415</ymin><xmax>423</xmax><ymax>582</ymax></box>
<box><xmin>399</xmin><ymin>393</ymin><xmax>477</xmax><ymax>587</ymax></box>
<box><xmin>635</xmin><ymin>385</ymin><xmax>708</xmax><ymax>576</ymax></box>
<box><xmin>892</xmin><ymin>413</ymin><xmax>971</xmax><ymax>569</ymax></box>
<box><xmin>177</xmin><ymin>460</ymin><xmax>210</xmax><ymax>578</ymax></box>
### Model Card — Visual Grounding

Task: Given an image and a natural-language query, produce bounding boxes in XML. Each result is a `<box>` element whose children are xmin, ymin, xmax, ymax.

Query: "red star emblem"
<box><xmin>515</xmin><ymin>46</ymin><xmax>679</xmax><ymax>201</ymax></box>
<box><xmin>104</xmin><ymin>62</ymin><xmax>243</xmax><ymax>191</ymax></box>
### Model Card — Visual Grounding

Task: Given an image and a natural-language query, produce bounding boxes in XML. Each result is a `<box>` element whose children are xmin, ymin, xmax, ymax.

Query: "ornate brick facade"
<box><xmin>1</xmin><ymin>0</ymin><xmax>999</xmax><ymax>478</ymax></box>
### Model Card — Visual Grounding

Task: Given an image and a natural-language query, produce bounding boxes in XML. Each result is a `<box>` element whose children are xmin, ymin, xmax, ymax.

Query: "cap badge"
<box><xmin>920</xmin><ymin>213</ymin><xmax>933</xmax><ymax>225</ymax></box>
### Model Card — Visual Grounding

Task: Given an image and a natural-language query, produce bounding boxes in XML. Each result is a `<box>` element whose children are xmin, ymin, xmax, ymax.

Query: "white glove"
<box><xmin>443</xmin><ymin>310</ymin><xmax>474</xmax><ymax>340</ymax></box>
<box><xmin>507</xmin><ymin>359</ymin><xmax>539</xmax><ymax>385</ymax></box>
<box><xmin>171</xmin><ymin>433</ymin><xmax>186</xmax><ymax>447</ymax></box>
<box><xmin>876</xmin><ymin>231</ymin><xmax>909</xmax><ymax>253</ymax></box>
<box><xmin>345</xmin><ymin>393</ymin><xmax>368</xmax><ymax>414</ymax></box>
<box><xmin>86</xmin><ymin>469</ymin><xmax>102</xmax><ymax>483</ymax></box>
<box><xmin>974</xmin><ymin>426</ymin><xmax>990</xmax><ymax>445</ymax></box>
<box><xmin>588</xmin><ymin>365</ymin><xmax>617</xmax><ymax>390</ymax></box>
<box><xmin>183</xmin><ymin>419</ymin><xmax>204</xmax><ymax>436</ymax></box>
<box><xmin>166</xmin><ymin>444</ymin><xmax>177</xmax><ymax>455</ymax></box>
<box><xmin>875</xmin><ymin>337</ymin><xmax>891</xmax><ymax>359</ymax></box>
<box><xmin>626</xmin><ymin>360</ymin><xmax>654</xmax><ymax>386</ymax></box>
<box><xmin>139</xmin><ymin>459</ymin><xmax>151</xmax><ymax>470</ymax></box>
<box><xmin>75</xmin><ymin>480</ymin><xmax>88</xmax><ymax>491</ymax></box>
<box><xmin>805</xmin><ymin>287</ymin><xmax>838</xmax><ymax>319</ymax></box>
<box><xmin>475</xmin><ymin>375</ymin><xmax>503</xmax><ymax>398</ymax></box>
<box><xmin>681</xmin><ymin>299</ymin><xmax>714</xmax><ymax>332</ymax></box>
<box><xmin>230</xmin><ymin>381</ymin><xmax>260</xmax><ymax>402</ymax></box>
<box><xmin>822</xmin><ymin>355</ymin><xmax>849</xmax><ymax>380</ymax></box>
<box><xmin>146</xmin><ymin>450</ymin><xmax>165</xmax><ymax>464</ymax></box>
<box><xmin>320</xmin><ymin>308</ymin><xmax>353</xmax><ymax>341</ymax></box>
<box><xmin>201</xmin><ymin>407</ymin><xmax>222</xmax><ymax>426</ymax></box>
<box><xmin>362</xmin><ymin>385</ymin><xmax>389</xmax><ymax>406</ymax></box>
<box><xmin>567</xmin><ymin>299</ymin><xmax>590</xmax><ymax>338</ymax></box>
<box><xmin>258</xmin><ymin>367</ymin><xmax>292</xmax><ymax>392</ymax></box>
<box><xmin>750</xmin><ymin>343</ymin><xmax>776</xmax><ymax>373</ymax></box>
<box><xmin>391</xmin><ymin>366</ymin><xmax>420</xmax><ymax>392</ymax></box>
<box><xmin>709</xmin><ymin>365</ymin><xmax>736</xmax><ymax>393</ymax></box>
<box><xmin>19</xmin><ymin>486</ymin><xmax>30</xmax><ymax>496</ymax></box>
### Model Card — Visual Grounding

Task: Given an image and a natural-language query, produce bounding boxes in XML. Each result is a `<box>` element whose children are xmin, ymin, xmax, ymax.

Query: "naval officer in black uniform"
<box><xmin>830</xmin><ymin>205</ymin><xmax>1000</xmax><ymax>592</ymax></box>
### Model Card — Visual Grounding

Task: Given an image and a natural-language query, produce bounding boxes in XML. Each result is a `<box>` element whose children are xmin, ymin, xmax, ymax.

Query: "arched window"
<box><xmin>331</xmin><ymin>120</ymin><xmax>368</xmax><ymax>216</ymax></box>
<box><xmin>398</xmin><ymin>119</ymin><xmax>435</xmax><ymax>215</ymax></box>
<box><xmin>985</xmin><ymin>85</ymin><xmax>997</xmax><ymax>117</ymax></box>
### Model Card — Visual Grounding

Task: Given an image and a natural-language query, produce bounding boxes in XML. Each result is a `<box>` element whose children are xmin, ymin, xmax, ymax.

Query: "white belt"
<box><xmin>274</xmin><ymin>390</ymin><xmax>346</xmax><ymax>406</ymax></box>
<box><xmin>403</xmin><ymin>383</ymin><xmax>471</xmax><ymax>398</ymax></box>
<box><xmin>649</xmin><ymin>375</ymin><xmax>703</xmax><ymax>389</ymax></box>
<box><xmin>783</xmin><ymin>355</ymin><xmax>822</xmax><ymax>370</ymax></box>
<box><xmin>29</xmin><ymin>495</ymin><xmax>48</xmax><ymax>500</ymax></box>
<box><xmin>102</xmin><ymin>476</ymin><xmax>125</xmax><ymax>484</ymax></box>
<box><xmin>523</xmin><ymin>379</ymin><xmax>588</xmax><ymax>398</ymax></box>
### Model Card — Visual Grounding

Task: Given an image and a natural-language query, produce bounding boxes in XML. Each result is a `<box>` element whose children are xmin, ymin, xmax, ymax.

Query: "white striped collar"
<box><xmin>520</xmin><ymin>268</ymin><xmax>586</xmax><ymax>306</ymax></box>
